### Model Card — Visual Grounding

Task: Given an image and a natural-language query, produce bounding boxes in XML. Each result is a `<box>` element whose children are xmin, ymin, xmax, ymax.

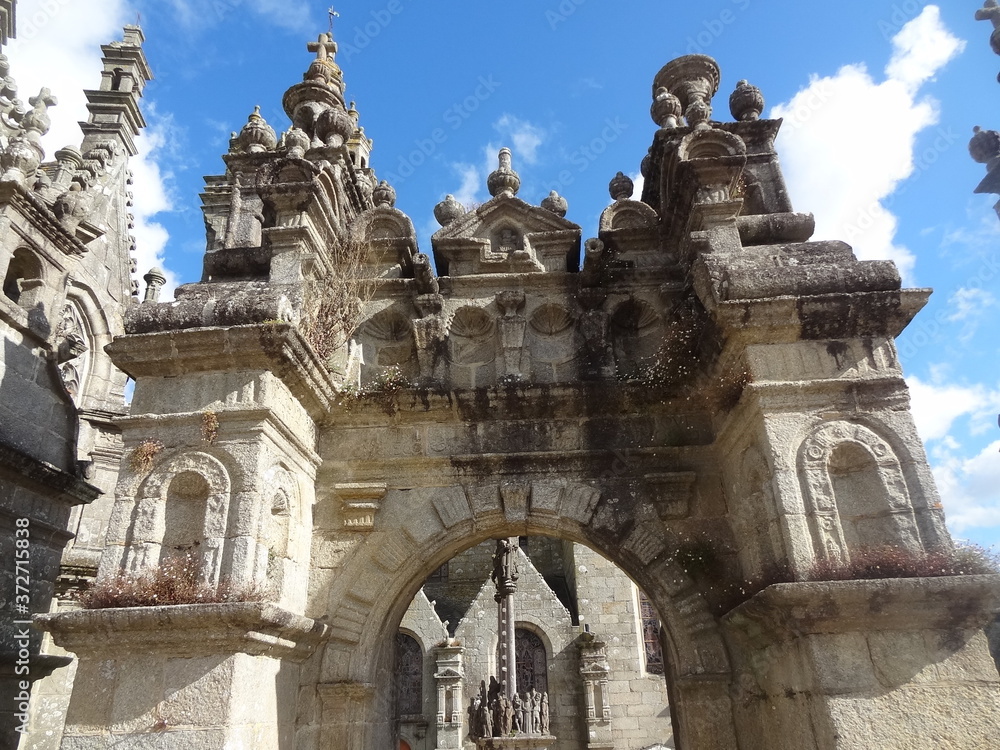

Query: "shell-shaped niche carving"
<box><xmin>609</xmin><ymin>204</ymin><xmax>656</xmax><ymax>232</ymax></box>
<box><xmin>363</xmin><ymin>308</ymin><xmax>412</xmax><ymax>342</ymax></box>
<box><xmin>611</xmin><ymin>299</ymin><xmax>660</xmax><ymax>334</ymax></box>
<box><xmin>529</xmin><ymin>304</ymin><xmax>574</xmax><ymax>336</ymax></box>
<box><xmin>359</xmin><ymin>308</ymin><xmax>418</xmax><ymax>373</ymax></box>
<box><xmin>528</xmin><ymin>304</ymin><xmax>579</xmax><ymax>383</ymax></box>
<box><xmin>678</xmin><ymin>128</ymin><xmax>746</xmax><ymax>161</ymax></box>
<box><xmin>448</xmin><ymin>306</ymin><xmax>497</xmax><ymax>371</ymax></box>
<box><xmin>449</xmin><ymin>306</ymin><xmax>496</xmax><ymax>340</ymax></box>
<box><xmin>611</xmin><ymin>299</ymin><xmax>662</xmax><ymax>377</ymax></box>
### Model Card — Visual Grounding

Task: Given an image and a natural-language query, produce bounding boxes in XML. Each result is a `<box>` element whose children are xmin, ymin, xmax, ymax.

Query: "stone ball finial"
<box><xmin>651</xmin><ymin>87</ymin><xmax>683</xmax><ymax>128</ymax></box>
<box><xmin>541</xmin><ymin>190</ymin><xmax>568</xmax><ymax>217</ymax></box>
<box><xmin>970</xmin><ymin>126</ymin><xmax>1000</xmax><ymax>171</ymax></box>
<box><xmin>609</xmin><ymin>172</ymin><xmax>634</xmax><ymax>202</ymax></box>
<box><xmin>487</xmin><ymin>147</ymin><xmax>520</xmax><ymax>197</ymax></box>
<box><xmin>282</xmin><ymin>127</ymin><xmax>310</xmax><ymax>159</ymax></box>
<box><xmin>237</xmin><ymin>106</ymin><xmax>278</xmax><ymax>154</ymax></box>
<box><xmin>434</xmin><ymin>194</ymin><xmax>466</xmax><ymax>226</ymax></box>
<box><xmin>373</xmin><ymin>180</ymin><xmax>397</xmax><ymax>208</ymax></box>
<box><xmin>730</xmin><ymin>80</ymin><xmax>764</xmax><ymax>122</ymax></box>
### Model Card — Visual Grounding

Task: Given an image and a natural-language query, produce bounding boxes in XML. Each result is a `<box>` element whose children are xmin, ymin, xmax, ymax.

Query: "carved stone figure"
<box><xmin>540</xmin><ymin>691</ymin><xmax>550</xmax><ymax>734</ymax></box>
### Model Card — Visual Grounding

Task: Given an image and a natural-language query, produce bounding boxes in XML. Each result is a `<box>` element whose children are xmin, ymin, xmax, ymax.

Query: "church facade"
<box><xmin>3</xmin><ymin>1</ymin><xmax>1000</xmax><ymax>748</ymax></box>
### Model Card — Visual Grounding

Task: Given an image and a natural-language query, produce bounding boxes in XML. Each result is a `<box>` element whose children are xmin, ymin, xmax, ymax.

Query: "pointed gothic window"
<box><xmin>514</xmin><ymin>628</ymin><xmax>548</xmax><ymax>693</ymax></box>
<box><xmin>639</xmin><ymin>592</ymin><xmax>664</xmax><ymax>675</ymax></box>
<box><xmin>395</xmin><ymin>633</ymin><xmax>423</xmax><ymax>716</ymax></box>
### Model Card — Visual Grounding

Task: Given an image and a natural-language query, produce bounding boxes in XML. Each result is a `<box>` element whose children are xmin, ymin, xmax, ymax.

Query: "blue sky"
<box><xmin>7</xmin><ymin>0</ymin><xmax>999</xmax><ymax>548</ymax></box>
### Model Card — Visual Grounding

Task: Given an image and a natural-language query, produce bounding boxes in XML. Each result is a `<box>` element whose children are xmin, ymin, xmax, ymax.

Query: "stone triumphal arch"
<box><xmin>35</xmin><ymin>24</ymin><xmax>1000</xmax><ymax>750</ymax></box>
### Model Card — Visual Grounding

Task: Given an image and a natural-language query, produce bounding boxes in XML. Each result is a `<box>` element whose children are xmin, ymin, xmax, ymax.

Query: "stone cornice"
<box><xmin>36</xmin><ymin>602</ymin><xmax>328</xmax><ymax>662</ymax></box>
<box><xmin>0</xmin><ymin>439</ymin><xmax>101</xmax><ymax>505</ymax></box>
<box><xmin>106</xmin><ymin>323</ymin><xmax>340</xmax><ymax>420</ymax></box>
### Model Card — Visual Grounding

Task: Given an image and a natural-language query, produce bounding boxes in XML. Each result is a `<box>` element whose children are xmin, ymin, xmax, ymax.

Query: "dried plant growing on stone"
<box><xmin>300</xmin><ymin>221</ymin><xmax>378</xmax><ymax>369</ymax></box>
<box><xmin>201</xmin><ymin>410</ymin><xmax>220</xmax><ymax>444</ymax></box>
<box><xmin>77</xmin><ymin>551</ymin><xmax>264</xmax><ymax>609</ymax></box>
<box><xmin>128</xmin><ymin>438</ymin><xmax>164</xmax><ymax>474</ymax></box>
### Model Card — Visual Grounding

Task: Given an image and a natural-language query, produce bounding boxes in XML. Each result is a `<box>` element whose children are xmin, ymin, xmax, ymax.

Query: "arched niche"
<box><xmin>260</xmin><ymin>463</ymin><xmax>307</xmax><ymax>609</ymax></box>
<box><xmin>799</xmin><ymin>421</ymin><xmax>923</xmax><ymax>563</ymax></box>
<box><xmin>133</xmin><ymin>450</ymin><xmax>233</xmax><ymax>585</ymax></box>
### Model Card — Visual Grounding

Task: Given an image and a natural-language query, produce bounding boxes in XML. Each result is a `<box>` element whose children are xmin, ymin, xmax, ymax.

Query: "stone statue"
<box><xmin>500</xmin><ymin>696</ymin><xmax>513</xmax><ymax>736</ymax></box>
<box><xmin>511</xmin><ymin>692</ymin><xmax>522</xmax><ymax>733</ymax></box>
<box><xmin>479</xmin><ymin>694</ymin><xmax>493</xmax><ymax>739</ymax></box>
<box><xmin>540</xmin><ymin>692</ymin><xmax>550</xmax><ymax>734</ymax></box>
<box><xmin>530</xmin><ymin>688</ymin><xmax>542</xmax><ymax>734</ymax></box>
<box><xmin>468</xmin><ymin>696</ymin><xmax>480</xmax><ymax>739</ymax></box>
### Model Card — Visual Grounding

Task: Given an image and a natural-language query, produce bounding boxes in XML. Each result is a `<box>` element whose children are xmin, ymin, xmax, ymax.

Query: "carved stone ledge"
<box><xmin>335</xmin><ymin>482</ymin><xmax>388</xmax><ymax>530</ymax></box>
<box><xmin>36</xmin><ymin>602</ymin><xmax>328</xmax><ymax>662</ymax></box>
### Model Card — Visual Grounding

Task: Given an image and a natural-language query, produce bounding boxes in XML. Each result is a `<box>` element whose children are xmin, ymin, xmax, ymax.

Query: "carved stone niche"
<box><xmin>334</xmin><ymin>483</ymin><xmax>387</xmax><ymax>531</ymax></box>
<box><xmin>645</xmin><ymin>472</ymin><xmax>696</xmax><ymax>520</ymax></box>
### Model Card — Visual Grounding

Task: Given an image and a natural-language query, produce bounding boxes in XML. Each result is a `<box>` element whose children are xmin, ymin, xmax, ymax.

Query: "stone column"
<box><xmin>318</xmin><ymin>681</ymin><xmax>376</xmax><ymax>750</ymax></box>
<box><xmin>492</xmin><ymin>538</ymin><xmax>519</xmax><ymax>700</ymax></box>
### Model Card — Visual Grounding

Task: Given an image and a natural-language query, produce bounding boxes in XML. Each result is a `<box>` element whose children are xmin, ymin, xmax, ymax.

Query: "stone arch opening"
<box><xmin>318</xmin><ymin>517</ymin><xmax>729</xmax><ymax>750</ymax></box>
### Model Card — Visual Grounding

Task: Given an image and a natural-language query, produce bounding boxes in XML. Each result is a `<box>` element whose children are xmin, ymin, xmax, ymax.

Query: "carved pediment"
<box><xmin>431</xmin><ymin>194</ymin><xmax>581</xmax><ymax>276</ymax></box>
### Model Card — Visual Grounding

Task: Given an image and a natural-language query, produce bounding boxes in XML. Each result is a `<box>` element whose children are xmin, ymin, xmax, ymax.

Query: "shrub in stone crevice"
<box><xmin>77</xmin><ymin>551</ymin><xmax>264</xmax><ymax>609</ymax></box>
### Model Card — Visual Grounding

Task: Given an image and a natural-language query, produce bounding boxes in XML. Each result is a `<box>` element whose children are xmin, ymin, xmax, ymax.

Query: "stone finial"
<box><xmin>305</xmin><ymin>32</ymin><xmax>343</xmax><ymax>89</ymax></box>
<box><xmin>653</xmin><ymin>55</ymin><xmax>721</xmax><ymax>130</ymax></box>
<box><xmin>970</xmin><ymin>126</ymin><xmax>1000</xmax><ymax>171</ymax></box>
<box><xmin>487</xmin><ymin>147</ymin><xmax>521</xmax><ymax>197</ymax></box>
<box><xmin>236</xmin><ymin>106</ymin><xmax>278</xmax><ymax>154</ymax></box>
<box><xmin>142</xmin><ymin>267</ymin><xmax>167</xmax><ymax>303</ymax></box>
<box><xmin>609</xmin><ymin>172</ymin><xmax>634</xmax><ymax>202</ymax></box>
<box><xmin>373</xmin><ymin>180</ymin><xmax>397</xmax><ymax>208</ymax></box>
<box><xmin>21</xmin><ymin>88</ymin><xmax>58</xmax><ymax>142</ymax></box>
<box><xmin>729</xmin><ymin>80</ymin><xmax>764</xmax><ymax>122</ymax></box>
<box><xmin>651</xmin><ymin>87</ymin><xmax>682</xmax><ymax>129</ymax></box>
<box><xmin>283</xmin><ymin>127</ymin><xmax>310</xmax><ymax>159</ymax></box>
<box><xmin>434</xmin><ymin>193</ymin><xmax>465</xmax><ymax>225</ymax></box>
<box><xmin>541</xmin><ymin>190</ymin><xmax>568</xmax><ymax>217</ymax></box>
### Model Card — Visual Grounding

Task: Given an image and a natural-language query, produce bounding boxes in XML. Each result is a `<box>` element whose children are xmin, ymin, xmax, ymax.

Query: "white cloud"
<box><xmin>451</xmin><ymin>164</ymin><xmax>482</xmax><ymax>209</ymax></box>
<box><xmin>630</xmin><ymin>172</ymin><xmax>645</xmax><ymax>201</ymax></box>
<box><xmin>907</xmin><ymin>376</ymin><xmax>993</xmax><ymax>442</ymax></box>
<box><xmin>933</xmin><ymin>440</ymin><xmax>1000</xmax><ymax>534</ymax></box>
<box><xmin>493</xmin><ymin>115</ymin><xmax>545</xmax><ymax>166</ymax></box>
<box><xmin>770</xmin><ymin>6</ymin><xmax>964</xmax><ymax>285</ymax></box>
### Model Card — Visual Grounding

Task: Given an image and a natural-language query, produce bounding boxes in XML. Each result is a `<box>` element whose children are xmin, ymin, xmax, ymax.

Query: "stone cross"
<box><xmin>977</xmin><ymin>0</ymin><xmax>1000</xmax><ymax>29</ymax></box>
<box><xmin>308</xmin><ymin>32</ymin><xmax>337</xmax><ymax>62</ymax></box>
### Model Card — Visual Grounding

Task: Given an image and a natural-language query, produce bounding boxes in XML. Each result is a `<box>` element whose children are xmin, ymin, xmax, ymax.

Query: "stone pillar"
<box><xmin>36</xmin><ymin>603</ymin><xmax>325</xmax><ymax>749</ymax></box>
<box><xmin>318</xmin><ymin>681</ymin><xmax>376</xmax><ymax>750</ymax></box>
<box><xmin>722</xmin><ymin>577</ymin><xmax>1000</xmax><ymax>749</ymax></box>
<box><xmin>492</xmin><ymin>538</ymin><xmax>519</xmax><ymax>700</ymax></box>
